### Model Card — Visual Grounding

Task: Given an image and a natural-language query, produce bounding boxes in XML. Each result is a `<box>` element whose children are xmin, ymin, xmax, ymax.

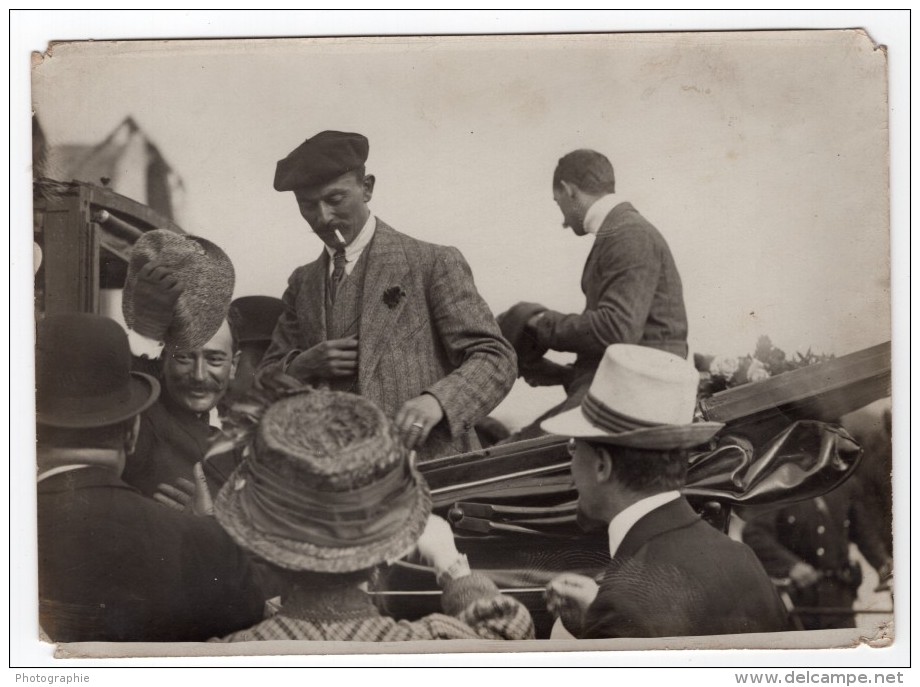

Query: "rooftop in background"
<box><xmin>43</xmin><ymin>116</ymin><xmax>186</xmax><ymax>224</ymax></box>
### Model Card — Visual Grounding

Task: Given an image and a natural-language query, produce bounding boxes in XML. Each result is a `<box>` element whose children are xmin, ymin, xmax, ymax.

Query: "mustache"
<box><xmin>175</xmin><ymin>380</ymin><xmax>224</xmax><ymax>393</ymax></box>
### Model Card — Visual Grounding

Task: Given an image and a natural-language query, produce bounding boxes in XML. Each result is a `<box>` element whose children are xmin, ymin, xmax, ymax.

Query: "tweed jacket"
<box><xmin>216</xmin><ymin>573</ymin><xmax>534</xmax><ymax>642</ymax></box>
<box><xmin>38</xmin><ymin>466</ymin><xmax>265</xmax><ymax>642</ymax></box>
<box><xmin>580</xmin><ymin>497</ymin><xmax>789</xmax><ymax>638</ymax></box>
<box><xmin>532</xmin><ymin>202</ymin><xmax>688</xmax><ymax>392</ymax></box>
<box><xmin>259</xmin><ymin>220</ymin><xmax>517</xmax><ymax>462</ymax></box>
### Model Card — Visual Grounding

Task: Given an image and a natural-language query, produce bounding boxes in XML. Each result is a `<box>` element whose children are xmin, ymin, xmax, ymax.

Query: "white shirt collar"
<box><xmin>37</xmin><ymin>464</ymin><xmax>92</xmax><ymax>483</ymax></box>
<box><xmin>608</xmin><ymin>490</ymin><xmax>681</xmax><ymax>558</ymax></box>
<box><xmin>324</xmin><ymin>213</ymin><xmax>377</xmax><ymax>275</ymax></box>
<box><xmin>584</xmin><ymin>193</ymin><xmax>622</xmax><ymax>235</ymax></box>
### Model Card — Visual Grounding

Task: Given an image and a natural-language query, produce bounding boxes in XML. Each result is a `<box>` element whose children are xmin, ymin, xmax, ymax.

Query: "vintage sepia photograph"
<box><xmin>12</xmin><ymin>10</ymin><xmax>909</xmax><ymax>673</ymax></box>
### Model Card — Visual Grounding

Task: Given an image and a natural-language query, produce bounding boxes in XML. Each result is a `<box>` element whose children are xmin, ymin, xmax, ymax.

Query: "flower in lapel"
<box><xmin>383</xmin><ymin>286</ymin><xmax>406</xmax><ymax>309</ymax></box>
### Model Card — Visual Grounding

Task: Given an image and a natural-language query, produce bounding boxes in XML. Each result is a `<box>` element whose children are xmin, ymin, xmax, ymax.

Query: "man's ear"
<box><xmin>594</xmin><ymin>445</ymin><xmax>615</xmax><ymax>484</ymax></box>
<box><xmin>362</xmin><ymin>174</ymin><xmax>376</xmax><ymax>202</ymax></box>
<box><xmin>559</xmin><ymin>179</ymin><xmax>578</xmax><ymax>200</ymax></box>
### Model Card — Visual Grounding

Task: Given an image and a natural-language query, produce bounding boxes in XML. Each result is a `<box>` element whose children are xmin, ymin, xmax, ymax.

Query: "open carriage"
<box><xmin>35</xmin><ymin>180</ymin><xmax>892</xmax><ymax>638</ymax></box>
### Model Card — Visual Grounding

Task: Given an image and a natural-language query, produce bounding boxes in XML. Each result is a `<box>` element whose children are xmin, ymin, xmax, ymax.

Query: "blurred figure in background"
<box><xmin>742</xmin><ymin>477</ymin><xmax>893</xmax><ymax>631</ymax></box>
<box><xmin>221</xmin><ymin>295</ymin><xmax>284</xmax><ymax>411</ymax></box>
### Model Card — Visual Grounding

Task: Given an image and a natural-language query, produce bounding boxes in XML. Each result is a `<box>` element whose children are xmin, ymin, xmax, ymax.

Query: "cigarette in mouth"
<box><xmin>334</xmin><ymin>229</ymin><xmax>346</xmax><ymax>246</ymax></box>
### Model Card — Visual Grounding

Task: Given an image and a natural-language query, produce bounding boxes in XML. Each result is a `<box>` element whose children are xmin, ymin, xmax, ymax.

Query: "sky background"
<box><xmin>30</xmin><ymin>30</ymin><xmax>892</xmax><ymax>429</ymax></box>
<box><xmin>10</xmin><ymin>10</ymin><xmax>911</xmax><ymax>673</ymax></box>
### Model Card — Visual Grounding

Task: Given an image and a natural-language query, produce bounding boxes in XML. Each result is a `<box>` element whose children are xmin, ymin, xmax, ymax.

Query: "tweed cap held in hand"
<box><xmin>214</xmin><ymin>389</ymin><xmax>431</xmax><ymax>573</ymax></box>
<box><xmin>123</xmin><ymin>229</ymin><xmax>235</xmax><ymax>351</ymax></box>
<box><xmin>274</xmin><ymin>131</ymin><xmax>369</xmax><ymax>191</ymax></box>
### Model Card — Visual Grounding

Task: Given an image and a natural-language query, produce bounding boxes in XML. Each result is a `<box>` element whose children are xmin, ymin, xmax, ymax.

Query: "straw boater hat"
<box><xmin>214</xmin><ymin>389</ymin><xmax>431</xmax><ymax>573</ymax></box>
<box><xmin>36</xmin><ymin>313</ymin><xmax>160</xmax><ymax>428</ymax></box>
<box><xmin>542</xmin><ymin>344</ymin><xmax>724</xmax><ymax>449</ymax></box>
<box><xmin>122</xmin><ymin>229</ymin><xmax>235</xmax><ymax>351</ymax></box>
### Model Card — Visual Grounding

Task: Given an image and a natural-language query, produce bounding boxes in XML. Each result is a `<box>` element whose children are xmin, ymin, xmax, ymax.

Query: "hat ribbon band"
<box><xmin>238</xmin><ymin>454</ymin><xmax>418</xmax><ymax>548</ymax></box>
<box><xmin>582</xmin><ymin>393</ymin><xmax>662</xmax><ymax>434</ymax></box>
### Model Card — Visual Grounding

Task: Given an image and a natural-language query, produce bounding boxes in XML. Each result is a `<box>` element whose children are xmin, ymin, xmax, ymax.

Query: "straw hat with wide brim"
<box><xmin>542</xmin><ymin>344</ymin><xmax>723</xmax><ymax>450</ymax></box>
<box><xmin>36</xmin><ymin>313</ymin><xmax>160</xmax><ymax>428</ymax></box>
<box><xmin>214</xmin><ymin>389</ymin><xmax>431</xmax><ymax>574</ymax></box>
<box><xmin>123</xmin><ymin>229</ymin><xmax>235</xmax><ymax>351</ymax></box>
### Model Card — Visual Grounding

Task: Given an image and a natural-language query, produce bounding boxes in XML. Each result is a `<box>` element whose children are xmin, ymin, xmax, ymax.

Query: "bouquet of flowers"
<box><xmin>696</xmin><ymin>335</ymin><xmax>834</xmax><ymax>398</ymax></box>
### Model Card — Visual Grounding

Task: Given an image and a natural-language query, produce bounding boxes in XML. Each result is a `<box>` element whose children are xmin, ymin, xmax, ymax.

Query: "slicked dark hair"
<box><xmin>590</xmin><ymin>442</ymin><xmax>688</xmax><ymax>493</ymax></box>
<box><xmin>553</xmin><ymin>149</ymin><xmax>616</xmax><ymax>195</ymax></box>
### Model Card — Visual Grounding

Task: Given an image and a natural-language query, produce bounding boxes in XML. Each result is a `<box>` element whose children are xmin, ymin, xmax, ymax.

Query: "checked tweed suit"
<box><xmin>259</xmin><ymin>220</ymin><xmax>517</xmax><ymax>463</ymax></box>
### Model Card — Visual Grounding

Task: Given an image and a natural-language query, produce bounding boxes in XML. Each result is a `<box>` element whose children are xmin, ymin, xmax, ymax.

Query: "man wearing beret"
<box><xmin>500</xmin><ymin>149</ymin><xmax>688</xmax><ymax>439</ymax></box>
<box><xmin>259</xmin><ymin>131</ymin><xmax>517</xmax><ymax>462</ymax></box>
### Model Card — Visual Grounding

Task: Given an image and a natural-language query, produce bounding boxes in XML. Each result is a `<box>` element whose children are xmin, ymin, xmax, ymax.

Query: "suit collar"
<box><xmin>614</xmin><ymin>495</ymin><xmax>702</xmax><ymax>560</ymax></box>
<box><xmin>608</xmin><ymin>490</ymin><xmax>680</xmax><ymax>558</ymax></box>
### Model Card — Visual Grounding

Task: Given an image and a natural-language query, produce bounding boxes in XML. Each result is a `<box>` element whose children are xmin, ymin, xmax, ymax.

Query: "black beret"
<box><xmin>230</xmin><ymin>295</ymin><xmax>285</xmax><ymax>343</ymax></box>
<box><xmin>273</xmin><ymin>131</ymin><xmax>369</xmax><ymax>191</ymax></box>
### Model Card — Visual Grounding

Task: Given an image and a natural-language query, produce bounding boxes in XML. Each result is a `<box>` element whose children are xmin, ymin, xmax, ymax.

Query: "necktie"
<box><xmin>329</xmin><ymin>248</ymin><xmax>347</xmax><ymax>302</ymax></box>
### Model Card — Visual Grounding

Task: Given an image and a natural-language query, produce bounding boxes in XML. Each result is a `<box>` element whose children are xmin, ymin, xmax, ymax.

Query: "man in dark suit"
<box><xmin>501</xmin><ymin>149</ymin><xmax>688</xmax><ymax>437</ymax></box>
<box><xmin>36</xmin><ymin>313</ymin><xmax>265</xmax><ymax>642</ymax></box>
<box><xmin>541</xmin><ymin>344</ymin><xmax>789</xmax><ymax>638</ymax></box>
<box><xmin>259</xmin><ymin>131</ymin><xmax>517</xmax><ymax>462</ymax></box>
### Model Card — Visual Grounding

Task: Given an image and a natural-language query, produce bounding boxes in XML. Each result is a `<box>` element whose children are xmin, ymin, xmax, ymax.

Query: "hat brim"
<box><xmin>36</xmin><ymin>372</ymin><xmax>160</xmax><ymax>429</ymax></box>
<box><xmin>214</xmin><ymin>465</ymin><xmax>433</xmax><ymax>574</ymax></box>
<box><xmin>541</xmin><ymin>405</ymin><xmax>723</xmax><ymax>450</ymax></box>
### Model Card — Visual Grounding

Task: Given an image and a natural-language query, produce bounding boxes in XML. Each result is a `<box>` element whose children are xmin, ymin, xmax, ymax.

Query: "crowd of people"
<box><xmin>35</xmin><ymin>130</ymin><xmax>890</xmax><ymax>644</ymax></box>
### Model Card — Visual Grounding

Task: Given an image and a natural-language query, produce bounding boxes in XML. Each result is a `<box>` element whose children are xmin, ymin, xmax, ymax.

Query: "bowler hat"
<box><xmin>230</xmin><ymin>295</ymin><xmax>284</xmax><ymax>344</ymax></box>
<box><xmin>214</xmin><ymin>389</ymin><xmax>431</xmax><ymax>573</ymax></box>
<box><xmin>274</xmin><ymin>131</ymin><xmax>369</xmax><ymax>191</ymax></box>
<box><xmin>541</xmin><ymin>344</ymin><xmax>723</xmax><ymax>449</ymax></box>
<box><xmin>122</xmin><ymin>230</ymin><xmax>235</xmax><ymax>351</ymax></box>
<box><xmin>36</xmin><ymin>313</ymin><xmax>160</xmax><ymax>428</ymax></box>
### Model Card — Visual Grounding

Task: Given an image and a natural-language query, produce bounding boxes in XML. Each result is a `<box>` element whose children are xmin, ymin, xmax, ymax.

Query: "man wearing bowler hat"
<box><xmin>35</xmin><ymin>313</ymin><xmax>264</xmax><ymax>642</ymax></box>
<box><xmin>259</xmin><ymin>131</ymin><xmax>516</xmax><ymax>462</ymax></box>
<box><xmin>220</xmin><ymin>295</ymin><xmax>285</xmax><ymax>411</ymax></box>
<box><xmin>541</xmin><ymin>344</ymin><xmax>789</xmax><ymax>638</ymax></box>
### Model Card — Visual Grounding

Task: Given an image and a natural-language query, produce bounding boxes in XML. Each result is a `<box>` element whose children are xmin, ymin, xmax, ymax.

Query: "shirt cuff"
<box><xmin>435</xmin><ymin>554</ymin><xmax>471</xmax><ymax>586</ymax></box>
<box><xmin>127</xmin><ymin>328</ymin><xmax>165</xmax><ymax>360</ymax></box>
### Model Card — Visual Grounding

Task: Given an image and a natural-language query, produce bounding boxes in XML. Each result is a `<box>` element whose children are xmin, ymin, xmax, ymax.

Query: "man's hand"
<box><xmin>545</xmin><ymin>573</ymin><xmax>599</xmax><ymax>637</ymax></box>
<box><xmin>789</xmin><ymin>561</ymin><xmax>822</xmax><ymax>589</ymax></box>
<box><xmin>287</xmin><ymin>336</ymin><xmax>358</xmax><ymax>382</ymax></box>
<box><xmin>520</xmin><ymin>358</ymin><xmax>575</xmax><ymax>388</ymax></box>
<box><xmin>394</xmin><ymin>393</ymin><xmax>444</xmax><ymax>450</ymax></box>
<box><xmin>152</xmin><ymin>463</ymin><xmax>214</xmax><ymax>517</ymax></box>
<box><xmin>131</xmin><ymin>262</ymin><xmax>182</xmax><ymax>340</ymax></box>
<box><xmin>415</xmin><ymin>514</ymin><xmax>461</xmax><ymax>572</ymax></box>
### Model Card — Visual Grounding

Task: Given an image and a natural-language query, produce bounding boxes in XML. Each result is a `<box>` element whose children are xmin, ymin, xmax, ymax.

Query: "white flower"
<box><xmin>747</xmin><ymin>358</ymin><xmax>770</xmax><ymax>383</ymax></box>
<box><xmin>709</xmin><ymin>355</ymin><xmax>739</xmax><ymax>379</ymax></box>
